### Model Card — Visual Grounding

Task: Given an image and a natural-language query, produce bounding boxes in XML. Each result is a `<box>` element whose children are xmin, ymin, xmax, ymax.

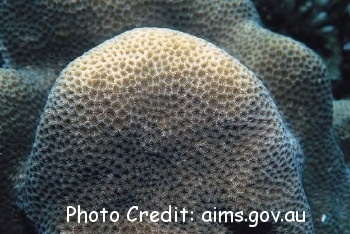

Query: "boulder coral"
<box><xmin>253</xmin><ymin>0</ymin><xmax>350</xmax><ymax>99</ymax></box>
<box><xmin>0</xmin><ymin>67</ymin><xmax>58</xmax><ymax>233</ymax></box>
<box><xmin>227</xmin><ymin>19</ymin><xmax>350</xmax><ymax>233</ymax></box>
<box><xmin>19</xmin><ymin>28</ymin><xmax>313</xmax><ymax>233</ymax></box>
<box><xmin>0</xmin><ymin>0</ymin><xmax>259</xmax><ymax>68</ymax></box>
<box><xmin>0</xmin><ymin>0</ymin><xmax>348</xmax><ymax>233</ymax></box>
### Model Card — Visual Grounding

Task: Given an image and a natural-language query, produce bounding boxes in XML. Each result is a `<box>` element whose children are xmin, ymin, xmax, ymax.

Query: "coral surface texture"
<box><xmin>0</xmin><ymin>0</ymin><xmax>349</xmax><ymax>234</ymax></box>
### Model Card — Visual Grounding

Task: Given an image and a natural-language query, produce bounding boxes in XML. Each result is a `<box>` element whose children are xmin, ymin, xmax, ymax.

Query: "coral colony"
<box><xmin>0</xmin><ymin>1</ymin><xmax>349</xmax><ymax>233</ymax></box>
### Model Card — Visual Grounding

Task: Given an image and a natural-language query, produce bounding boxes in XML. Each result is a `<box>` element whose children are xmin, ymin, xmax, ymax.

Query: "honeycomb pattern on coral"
<box><xmin>0</xmin><ymin>0</ymin><xmax>258</xmax><ymax>68</ymax></box>
<box><xmin>227</xmin><ymin>20</ymin><xmax>350</xmax><ymax>233</ymax></box>
<box><xmin>20</xmin><ymin>28</ymin><xmax>313</xmax><ymax>233</ymax></box>
<box><xmin>2</xmin><ymin>0</ymin><xmax>349</xmax><ymax>233</ymax></box>
<box><xmin>333</xmin><ymin>100</ymin><xmax>350</xmax><ymax>164</ymax></box>
<box><xmin>0</xmin><ymin>67</ymin><xmax>58</xmax><ymax>233</ymax></box>
<box><xmin>227</xmin><ymin>20</ymin><xmax>332</xmax><ymax>137</ymax></box>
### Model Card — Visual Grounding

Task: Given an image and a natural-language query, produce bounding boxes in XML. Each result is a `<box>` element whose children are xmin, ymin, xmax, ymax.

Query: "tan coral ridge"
<box><xmin>19</xmin><ymin>28</ymin><xmax>313</xmax><ymax>233</ymax></box>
